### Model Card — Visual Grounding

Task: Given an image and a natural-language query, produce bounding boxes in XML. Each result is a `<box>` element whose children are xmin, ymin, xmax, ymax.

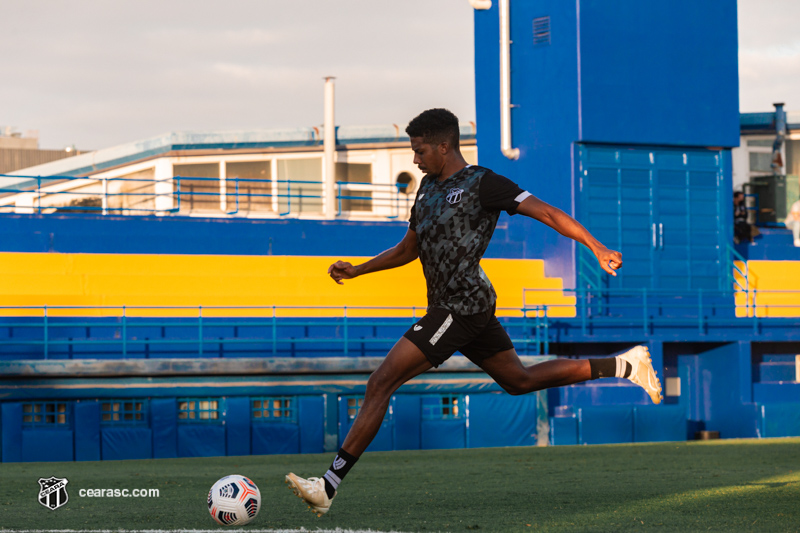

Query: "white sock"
<box><xmin>615</xmin><ymin>357</ymin><xmax>632</xmax><ymax>378</ymax></box>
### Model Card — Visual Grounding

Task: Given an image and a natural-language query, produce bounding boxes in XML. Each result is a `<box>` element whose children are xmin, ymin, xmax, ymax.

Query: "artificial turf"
<box><xmin>1</xmin><ymin>438</ymin><xmax>799</xmax><ymax>532</ymax></box>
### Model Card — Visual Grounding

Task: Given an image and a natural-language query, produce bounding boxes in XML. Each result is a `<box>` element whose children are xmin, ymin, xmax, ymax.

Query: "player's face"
<box><xmin>410</xmin><ymin>136</ymin><xmax>445</xmax><ymax>176</ymax></box>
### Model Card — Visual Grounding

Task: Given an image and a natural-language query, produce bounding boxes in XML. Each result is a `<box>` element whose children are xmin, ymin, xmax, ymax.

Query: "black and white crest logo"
<box><xmin>38</xmin><ymin>477</ymin><xmax>69</xmax><ymax>510</ymax></box>
<box><xmin>446</xmin><ymin>187</ymin><xmax>464</xmax><ymax>204</ymax></box>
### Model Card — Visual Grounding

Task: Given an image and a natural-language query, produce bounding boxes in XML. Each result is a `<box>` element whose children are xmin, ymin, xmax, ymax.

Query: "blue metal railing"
<box><xmin>0</xmin><ymin>305</ymin><xmax>549</xmax><ymax>360</ymax></box>
<box><xmin>0</xmin><ymin>173</ymin><xmax>414</xmax><ymax>220</ymax></box>
<box><xmin>523</xmin><ymin>286</ymin><xmax>800</xmax><ymax>336</ymax></box>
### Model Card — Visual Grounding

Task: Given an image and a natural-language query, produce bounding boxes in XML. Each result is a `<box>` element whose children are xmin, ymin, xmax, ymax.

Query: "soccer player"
<box><xmin>286</xmin><ymin>108</ymin><xmax>662</xmax><ymax>516</ymax></box>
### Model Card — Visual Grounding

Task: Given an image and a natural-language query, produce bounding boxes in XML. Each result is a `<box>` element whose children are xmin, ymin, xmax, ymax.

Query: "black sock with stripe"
<box><xmin>323</xmin><ymin>448</ymin><xmax>358</xmax><ymax>499</ymax></box>
<box><xmin>589</xmin><ymin>357</ymin><xmax>632</xmax><ymax>379</ymax></box>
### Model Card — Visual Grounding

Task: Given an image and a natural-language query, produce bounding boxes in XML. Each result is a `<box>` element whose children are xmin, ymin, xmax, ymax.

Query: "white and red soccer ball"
<box><xmin>208</xmin><ymin>475</ymin><xmax>261</xmax><ymax>526</ymax></box>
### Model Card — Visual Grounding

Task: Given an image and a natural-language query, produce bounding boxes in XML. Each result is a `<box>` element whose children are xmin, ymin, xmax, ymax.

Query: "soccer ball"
<box><xmin>207</xmin><ymin>475</ymin><xmax>261</xmax><ymax>526</ymax></box>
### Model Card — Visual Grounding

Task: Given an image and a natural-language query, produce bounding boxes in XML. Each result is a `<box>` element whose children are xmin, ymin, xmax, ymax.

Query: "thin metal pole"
<box><xmin>43</xmin><ymin>305</ymin><xmax>48</xmax><ymax>360</ymax></box>
<box><xmin>543</xmin><ymin>306</ymin><xmax>549</xmax><ymax>355</ymax></box>
<box><xmin>272</xmin><ymin>306</ymin><xmax>277</xmax><ymax>357</ymax></box>
<box><xmin>343</xmin><ymin>306</ymin><xmax>349</xmax><ymax>356</ymax></box>
<box><xmin>198</xmin><ymin>306</ymin><xmax>203</xmax><ymax>357</ymax></box>
<box><xmin>122</xmin><ymin>305</ymin><xmax>127</xmax><ymax>358</ymax></box>
<box><xmin>102</xmin><ymin>178</ymin><xmax>108</xmax><ymax>215</ymax></box>
<box><xmin>37</xmin><ymin>176</ymin><xmax>42</xmax><ymax>214</ymax></box>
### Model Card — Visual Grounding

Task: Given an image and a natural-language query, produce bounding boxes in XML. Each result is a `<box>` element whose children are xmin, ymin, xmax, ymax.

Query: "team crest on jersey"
<box><xmin>446</xmin><ymin>187</ymin><xmax>464</xmax><ymax>204</ymax></box>
<box><xmin>38</xmin><ymin>476</ymin><xmax>69</xmax><ymax>511</ymax></box>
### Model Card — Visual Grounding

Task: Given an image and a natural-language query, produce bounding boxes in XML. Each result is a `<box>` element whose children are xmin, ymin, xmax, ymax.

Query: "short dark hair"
<box><xmin>406</xmin><ymin>108</ymin><xmax>460</xmax><ymax>149</ymax></box>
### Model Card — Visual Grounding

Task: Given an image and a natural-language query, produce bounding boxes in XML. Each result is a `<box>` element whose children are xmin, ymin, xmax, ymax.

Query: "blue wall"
<box><xmin>474</xmin><ymin>0</ymin><xmax>740</xmax><ymax>282</ymax></box>
<box><xmin>0</xmin><ymin>213</ymin><xmax>528</xmax><ymax>259</ymax></box>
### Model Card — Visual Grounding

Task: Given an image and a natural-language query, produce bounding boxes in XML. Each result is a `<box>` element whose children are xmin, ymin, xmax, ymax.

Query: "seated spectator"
<box><xmin>734</xmin><ymin>191</ymin><xmax>754</xmax><ymax>244</ymax></box>
<box><xmin>785</xmin><ymin>197</ymin><xmax>800</xmax><ymax>247</ymax></box>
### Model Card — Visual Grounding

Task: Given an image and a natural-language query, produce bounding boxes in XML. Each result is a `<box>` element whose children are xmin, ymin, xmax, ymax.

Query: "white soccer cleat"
<box><xmin>618</xmin><ymin>345</ymin><xmax>663</xmax><ymax>404</ymax></box>
<box><xmin>285</xmin><ymin>473</ymin><xmax>335</xmax><ymax>517</ymax></box>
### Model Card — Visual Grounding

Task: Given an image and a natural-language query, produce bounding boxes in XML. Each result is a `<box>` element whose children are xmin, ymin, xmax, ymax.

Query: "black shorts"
<box><xmin>403</xmin><ymin>306</ymin><xmax>515</xmax><ymax>368</ymax></box>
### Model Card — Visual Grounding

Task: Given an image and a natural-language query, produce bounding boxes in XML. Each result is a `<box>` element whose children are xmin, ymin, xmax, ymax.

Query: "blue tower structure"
<box><xmin>474</xmin><ymin>0</ymin><xmax>739</xmax><ymax>290</ymax></box>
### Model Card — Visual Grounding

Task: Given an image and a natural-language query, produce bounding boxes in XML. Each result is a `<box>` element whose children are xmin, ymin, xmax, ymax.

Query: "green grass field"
<box><xmin>1</xmin><ymin>438</ymin><xmax>799</xmax><ymax>532</ymax></box>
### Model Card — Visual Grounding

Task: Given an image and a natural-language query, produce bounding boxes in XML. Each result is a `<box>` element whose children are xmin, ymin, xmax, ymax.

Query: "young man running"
<box><xmin>286</xmin><ymin>108</ymin><xmax>662</xmax><ymax>516</ymax></box>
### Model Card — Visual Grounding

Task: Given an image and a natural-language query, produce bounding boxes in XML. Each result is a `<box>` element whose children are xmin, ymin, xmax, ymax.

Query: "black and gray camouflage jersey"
<box><xmin>409</xmin><ymin>165</ymin><xmax>530</xmax><ymax>315</ymax></box>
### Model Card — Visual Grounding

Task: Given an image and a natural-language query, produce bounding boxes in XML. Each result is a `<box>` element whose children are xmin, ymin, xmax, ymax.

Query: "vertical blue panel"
<box><xmin>394</xmin><ymin>395</ymin><xmax>421</xmax><ymax>450</ymax></box>
<box><xmin>151</xmin><ymin>398</ymin><xmax>177</xmax><ymax>459</ymax></box>
<box><xmin>22</xmin><ymin>430</ymin><xmax>73</xmax><ymax>462</ymax></box>
<box><xmin>299</xmin><ymin>396</ymin><xmax>324</xmax><ymax>454</ymax></box>
<box><xmin>633</xmin><ymin>405</ymin><xmax>687</xmax><ymax>442</ymax></box>
<box><xmin>225</xmin><ymin>397</ymin><xmax>251</xmax><ymax>457</ymax></box>
<box><xmin>696</xmin><ymin>343</ymin><xmax>759</xmax><ymax>439</ymax></box>
<box><xmin>74</xmin><ymin>401</ymin><xmax>101</xmax><ymax>461</ymax></box>
<box><xmin>177</xmin><ymin>426</ymin><xmax>225</xmax><ymax>457</ymax></box>
<box><xmin>421</xmin><ymin>419</ymin><xmax>466</xmax><ymax>450</ymax></box>
<box><xmin>578</xmin><ymin>406</ymin><xmax>633</xmax><ymax>445</ymax></box>
<box><xmin>251</xmin><ymin>424</ymin><xmax>300</xmax><ymax>455</ymax></box>
<box><xmin>549</xmin><ymin>416</ymin><xmax>578</xmax><ymax>446</ymax></box>
<box><xmin>1</xmin><ymin>403</ymin><xmax>22</xmax><ymax>462</ymax></box>
<box><xmin>760</xmin><ymin>404</ymin><xmax>800</xmax><ymax>438</ymax></box>
<box><xmin>468</xmin><ymin>393</ymin><xmax>537</xmax><ymax>448</ymax></box>
<box><xmin>101</xmin><ymin>428</ymin><xmax>153</xmax><ymax>460</ymax></box>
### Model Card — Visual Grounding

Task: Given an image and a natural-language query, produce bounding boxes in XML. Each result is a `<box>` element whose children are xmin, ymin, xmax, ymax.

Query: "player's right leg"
<box><xmin>478</xmin><ymin>345</ymin><xmax>662</xmax><ymax>404</ymax></box>
<box><xmin>286</xmin><ymin>336</ymin><xmax>432</xmax><ymax>516</ymax></box>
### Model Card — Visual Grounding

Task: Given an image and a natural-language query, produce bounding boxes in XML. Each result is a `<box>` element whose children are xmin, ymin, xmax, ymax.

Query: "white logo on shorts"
<box><xmin>413</xmin><ymin>325</ymin><xmax>423</xmax><ymax>331</ymax></box>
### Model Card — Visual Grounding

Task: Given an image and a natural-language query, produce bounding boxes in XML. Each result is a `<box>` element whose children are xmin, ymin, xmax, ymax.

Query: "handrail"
<box><xmin>0</xmin><ymin>304</ymin><xmax>550</xmax><ymax>360</ymax></box>
<box><xmin>0</xmin><ymin>173</ymin><xmax>414</xmax><ymax>221</ymax></box>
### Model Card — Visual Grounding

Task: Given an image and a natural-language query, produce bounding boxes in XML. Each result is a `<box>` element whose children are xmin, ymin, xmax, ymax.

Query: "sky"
<box><xmin>0</xmin><ymin>0</ymin><xmax>797</xmax><ymax>150</ymax></box>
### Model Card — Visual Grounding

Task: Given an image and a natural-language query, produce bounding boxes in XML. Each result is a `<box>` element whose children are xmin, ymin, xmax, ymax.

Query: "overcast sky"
<box><xmin>1</xmin><ymin>0</ymin><xmax>797</xmax><ymax>150</ymax></box>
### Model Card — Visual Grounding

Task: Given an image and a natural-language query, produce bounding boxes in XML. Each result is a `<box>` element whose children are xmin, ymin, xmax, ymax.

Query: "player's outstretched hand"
<box><xmin>595</xmin><ymin>247</ymin><xmax>623</xmax><ymax>276</ymax></box>
<box><xmin>328</xmin><ymin>260</ymin><xmax>358</xmax><ymax>285</ymax></box>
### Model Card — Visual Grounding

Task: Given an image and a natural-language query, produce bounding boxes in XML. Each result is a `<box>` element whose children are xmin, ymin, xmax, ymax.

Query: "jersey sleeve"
<box><xmin>479</xmin><ymin>171</ymin><xmax>531</xmax><ymax>215</ymax></box>
<box><xmin>408</xmin><ymin>201</ymin><xmax>418</xmax><ymax>231</ymax></box>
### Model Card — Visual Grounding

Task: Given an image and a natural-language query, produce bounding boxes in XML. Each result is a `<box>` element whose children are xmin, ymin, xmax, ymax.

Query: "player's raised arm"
<box><xmin>516</xmin><ymin>195</ymin><xmax>622</xmax><ymax>276</ymax></box>
<box><xmin>327</xmin><ymin>228</ymin><xmax>419</xmax><ymax>285</ymax></box>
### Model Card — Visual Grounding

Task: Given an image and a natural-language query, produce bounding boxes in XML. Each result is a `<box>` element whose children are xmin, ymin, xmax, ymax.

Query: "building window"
<box><xmin>749</xmin><ymin>152</ymin><xmax>774</xmax><ymax>173</ymax></box>
<box><xmin>252</xmin><ymin>397</ymin><xmax>295</xmax><ymax>422</ymax></box>
<box><xmin>101</xmin><ymin>400</ymin><xmax>147</xmax><ymax>426</ymax></box>
<box><xmin>344</xmin><ymin>396</ymin><xmax>392</xmax><ymax>422</ymax></box>
<box><xmin>395</xmin><ymin>171</ymin><xmax>416</xmax><ymax>196</ymax></box>
<box><xmin>22</xmin><ymin>402</ymin><xmax>69</xmax><ymax>427</ymax></box>
<box><xmin>178</xmin><ymin>398</ymin><xmax>221</xmax><ymax>422</ymax></box>
<box><xmin>422</xmin><ymin>395</ymin><xmax>464</xmax><ymax>420</ymax></box>
<box><xmin>226</xmin><ymin>161</ymin><xmax>273</xmax><ymax>213</ymax></box>
<box><xmin>336</xmin><ymin>162</ymin><xmax>373</xmax><ymax>212</ymax></box>
<box><xmin>173</xmin><ymin>163</ymin><xmax>221</xmax><ymax>213</ymax></box>
<box><xmin>277</xmin><ymin>158</ymin><xmax>323</xmax><ymax>215</ymax></box>
<box><xmin>346</xmin><ymin>397</ymin><xmax>364</xmax><ymax>420</ymax></box>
